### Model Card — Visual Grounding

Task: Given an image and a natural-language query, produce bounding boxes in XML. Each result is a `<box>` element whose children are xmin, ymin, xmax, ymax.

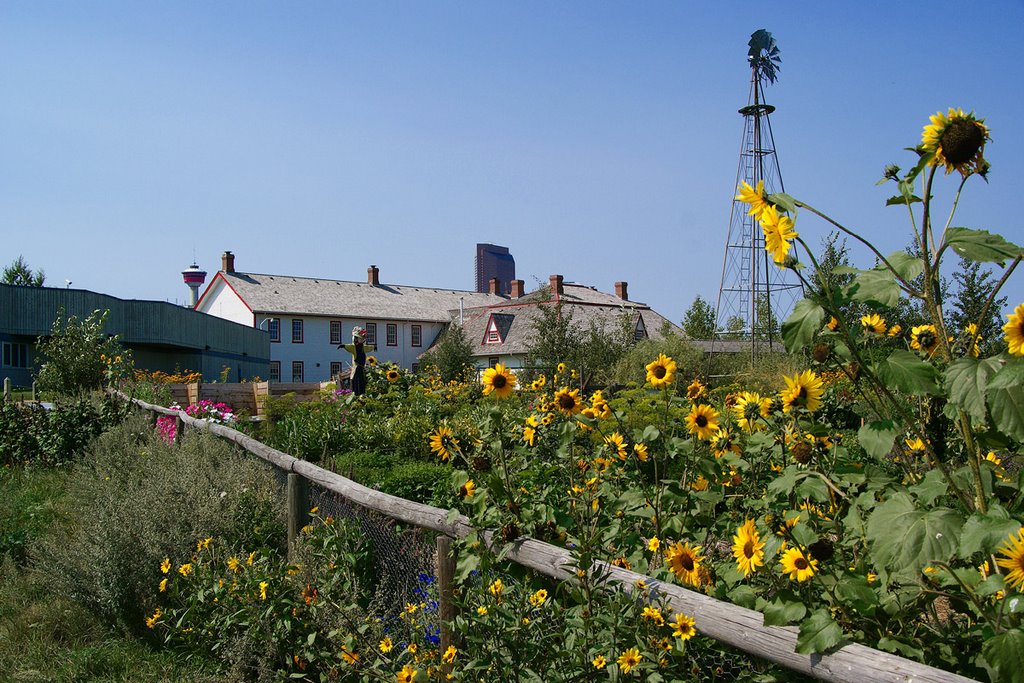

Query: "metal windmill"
<box><xmin>713</xmin><ymin>29</ymin><xmax>803</xmax><ymax>359</ymax></box>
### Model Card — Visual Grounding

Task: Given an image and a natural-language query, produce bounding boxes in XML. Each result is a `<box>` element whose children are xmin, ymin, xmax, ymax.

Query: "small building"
<box><xmin>457</xmin><ymin>275</ymin><xmax>681</xmax><ymax>370</ymax></box>
<box><xmin>0</xmin><ymin>282</ymin><xmax>268</xmax><ymax>388</ymax></box>
<box><xmin>195</xmin><ymin>252</ymin><xmax>505</xmax><ymax>382</ymax></box>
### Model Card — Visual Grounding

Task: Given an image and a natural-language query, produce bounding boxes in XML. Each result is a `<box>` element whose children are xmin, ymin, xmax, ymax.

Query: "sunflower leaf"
<box><xmin>780</xmin><ymin>299</ymin><xmax>825</xmax><ymax>353</ymax></box>
<box><xmin>767</xmin><ymin>192</ymin><xmax>798</xmax><ymax>214</ymax></box>
<box><xmin>883</xmin><ymin>250</ymin><xmax>925</xmax><ymax>281</ymax></box>
<box><xmin>795</xmin><ymin>608</ymin><xmax>844</xmax><ymax>655</ymax></box>
<box><xmin>875</xmin><ymin>349</ymin><xmax>940</xmax><ymax>396</ymax></box>
<box><xmin>981</xmin><ymin>629</ymin><xmax>1024</xmax><ymax>683</ymax></box>
<box><xmin>866</xmin><ymin>492</ymin><xmax>963</xmax><ymax>575</ymax></box>
<box><xmin>945</xmin><ymin>227</ymin><xmax>1023</xmax><ymax>266</ymax></box>
<box><xmin>944</xmin><ymin>357</ymin><xmax>1000</xmax><ymax>423</ymax></box>
<box><xmin>885</xmin><ymin>194</ymin><xmax>921</xmax><ymax>206</ymax></box>
<box><xmin>958</xmin><ymin>508</ymin><xmax>1021</xmax><ymax>559</ymax></box>
<box><xmin>761</xmin><ymin>591</ymin><xmax>806</xmax><ymax>626</ymax></box>
<box><xmin>986</xmin><ymin>360</ymin><xmax>1024</xmax><ymax>442</ymax></box>
<box><xmin>857</xmin><ymin>420</ymin><xmax>899</xmax><ymax>460</ymax></box>
<box><xmin>848</xmin><ymin>268</ymin><xmax>901</xmax><ymax>307</ymax></box>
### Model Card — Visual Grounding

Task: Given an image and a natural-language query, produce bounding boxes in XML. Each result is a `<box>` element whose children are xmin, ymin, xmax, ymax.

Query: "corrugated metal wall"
<box><xmin>1</xmin><ymin>283</ymin><xmax>269</xmax><ymax>382</ymax></box>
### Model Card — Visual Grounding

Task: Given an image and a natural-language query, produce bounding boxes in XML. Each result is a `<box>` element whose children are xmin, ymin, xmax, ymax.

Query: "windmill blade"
<box><xmin>747</xmin><ymin>29</ymin><xmax>781</xmax><ymax>84</ymax></box>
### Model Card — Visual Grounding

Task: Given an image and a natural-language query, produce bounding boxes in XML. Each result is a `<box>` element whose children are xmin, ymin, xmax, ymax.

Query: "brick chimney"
<box><xmin>615</xmin><ymin>281</ymin><xmax>629</xmax><ymax>300</ymax></box>
<box><xmin>221</xmin><ymin>250</ymin><xmax>235</xmax><ymax>273</ymax></box>
<box><xmin>368</xmin><ymin>265</ymin><xmax>379</xmax><ymax>286</ymax></box>
<box><xmin>488</xmin><ymin>277</ymin><xmax>500</xmax><ymax>295</ymax></box>
<box><xmin>549</xmin><ymin>274</ymin><xmax>563</xmax><ymax>297</ymax></box>
<box><xmin>510</xmin><ymin>279</ymin><xmax>525</xmax><ymax>298</ymax></box>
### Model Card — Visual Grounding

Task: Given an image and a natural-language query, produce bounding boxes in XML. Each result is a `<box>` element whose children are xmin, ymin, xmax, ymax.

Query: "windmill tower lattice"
<box><xmin>713</xmin><ymin>29</ymin><xmax>803</xmax><ymax>358</ymax></box>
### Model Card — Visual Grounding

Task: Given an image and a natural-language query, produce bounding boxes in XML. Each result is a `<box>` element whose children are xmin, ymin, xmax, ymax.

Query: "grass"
<box><xmin>0</xmin><ymin>467</ymin><xmax>222</xmax><ymax>683</ymax></box>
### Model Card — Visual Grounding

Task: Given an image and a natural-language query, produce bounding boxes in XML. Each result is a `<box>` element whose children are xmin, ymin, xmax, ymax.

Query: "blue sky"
<box><xmin>2</xmin><ymin>1</ymin><xmax>1022</xmax><ymax>325</ymax></box>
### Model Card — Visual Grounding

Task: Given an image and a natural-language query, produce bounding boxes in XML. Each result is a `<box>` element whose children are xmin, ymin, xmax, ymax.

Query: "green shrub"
<box><xmin>34</xmin><ymin>308</ymin><xmax>134</xmax><ymax>397</ymax></box>
<box><xmin>40</xmin><ymin>413</ymin><xmax>286</xmax><ymax>632</ymax></box>
<box><xmin>380</xmin><ymin>460</ymin><xmax>453</xmax><ymax>507</ymax></box>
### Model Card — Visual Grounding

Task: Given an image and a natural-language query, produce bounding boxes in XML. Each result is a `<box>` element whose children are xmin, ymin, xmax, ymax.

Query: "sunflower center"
<box><xmin>492</xmin><ymin>374</ymin><xmax>507</xmax><ymax>389</ymax></box>
<box><xmin>653</xmin><ymin>365</ymin><xmax>667</xmax><ymax>379</ymax></box>
<box><xmin>919</xmin><ymin>331</ymin><xmax>937</xmax><ymax>348</ymax></box>
<box><xmin>941</xmin><ymin>119</ymin><xmax>985</xmax><ymax>164</ymax></box>
<box><xmin>696</xmin><ymin>415</ymin><xmax>708</xmax><ymax>428</ymax></box>
<box><xmin>743</xmin><ymin>541</ymin><xmax>755</xmax><ymax>558</ymax></box>
<box><xmin>680</xmin><ymin>555</ymin><xmax>695</xmax><ymax>572</ymax></box>
<box><xmin>558</xmin><ymin>395</ymin><xmax>576</xmax><ymax>410</ymax></box>
<box><xmin>795</xmin><ymin>557</ymin><xmax>808</xmax><ymax>570</ymax></box>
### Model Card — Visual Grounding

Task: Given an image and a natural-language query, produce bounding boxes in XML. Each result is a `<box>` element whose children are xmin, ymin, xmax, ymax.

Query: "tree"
<box><xmin>724</xmin><ymin>315</ymin><xmax>746</xmax><ymax>340</ymax></box>
<box><xmin>3</xmin><ymin>255</ymin><xmax>45</xmax><ymax>286</ymax></box>
<box><xmin>752</xmin><ymin>294</ymin><xmax>779</xmax><ymax>343</ymax></box>
<box><xmin>947</xmin><ymin>256</ymin><xmax>1007</xmax><ymax>356</ymax></box>
<box><xmin>681</xmin><ymin>295</ymin><xmax>716</xmax><ymax>340</ymax></box>
<box><xmin>419</xmin><ymin>324</ymin><xmax>475</xmax><ymax>382</ymax></box>
<box><xmin>526</xmin><ymin>301</ymin><xmax>583</xmax><ymax>376</ymax></box>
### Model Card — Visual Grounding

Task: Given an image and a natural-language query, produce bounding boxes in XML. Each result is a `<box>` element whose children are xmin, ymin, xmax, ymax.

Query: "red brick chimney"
<box><xmin>368</xmin><ymin>265</ymin><xmax>379</xmax><ymax>286</ymax></box>
<box><xmin>489</xmin><ymin>277</ymin><xmax>500</xmax><ymax>295</ymax></box>
<box><xmin>221</xmin><ymin>251</ymin><xmax>235</xmax><ymax>273</ymax></box>
<box><xmin>549</xmin><ymin>274</ymin><xmax>563</xmax><ymax>297</ymax></box>
<box><xmin>510</xmin><ymin>279</ymin><xmax>524</xmax><ymax>298</ymax></box>
<box><xmin>615</xmin><ymin>281</ymin><xmax>629</xmax><ymax>300</ymax></box>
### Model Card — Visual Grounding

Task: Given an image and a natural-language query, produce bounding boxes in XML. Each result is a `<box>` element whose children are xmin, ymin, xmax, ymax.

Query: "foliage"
<box><xmin>2</xmin><ymin>254</ymin><xmax>45</xmax><ymax>287</ymax></box>
<box><xmin>419</xmin><ymin>324</ymin><xmax>476</xmax><ymax>383</ymax></box>
<box><xmin>682</xmin><ymin>294</ymin><xmax>716</xmax><ymax>340</ymax></box>
<box><xmin>948</xmin><ymin>256</ymin><xmax>1008</xmax><ymax>357</ymax></box>
<box><xmin>609</xmin><ymin>331</ymin><xmax>702</xmax><ymax>389</ymax></box>
<box><xmin>34</xmin><ymin>308</ymin><xmax>134</xmax><ymax>396</ymax></box>
<box><xmin>41</xmin><ymin>413</ymin><xmax>285</xmax><ymax>632</ymax></box>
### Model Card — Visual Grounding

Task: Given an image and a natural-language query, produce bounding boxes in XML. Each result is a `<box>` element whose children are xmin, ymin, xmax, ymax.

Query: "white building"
<box><xmin>195</xmin><ymin>251</ymin><xmax>503</xmax><ymax>382</ymax></box>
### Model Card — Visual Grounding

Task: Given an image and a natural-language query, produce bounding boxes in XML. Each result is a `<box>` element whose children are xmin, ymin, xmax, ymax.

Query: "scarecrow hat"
<box><xmin>352</xmin><ymin>326</ymin><xmax>366</xmax><ymax>341</ymax></box>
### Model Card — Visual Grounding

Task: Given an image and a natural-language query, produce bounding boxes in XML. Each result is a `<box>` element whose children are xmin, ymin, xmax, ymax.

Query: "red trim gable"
<box><xmin>482</xmin><ymin>315</ymin><xmax>503</xmax><ymax>344</ymax></box>
<box><xmin>195</xmin><ymin>272</ymin><xmax>253</xmax><ymax>315</ymax></box>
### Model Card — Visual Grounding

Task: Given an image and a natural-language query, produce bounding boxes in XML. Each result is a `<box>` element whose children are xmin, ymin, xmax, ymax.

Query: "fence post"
<box><xmin>3</xmin><ymin>377</ymin><xmax>10</xmax><ymax>402</ymax></box>
<box><xmin>31</xmin><ymin>381</ymin><xmax>37</xmax><ymax>401</ymax></box>
<box><xmin>173</xmin><ymin>414</ymin><xmax>184</xmax><ymax>444</ymax></box>
<box><xmin>437</xmin><ymin>535</ymin><xmax>457</xmax><ymax>667</ymax></box>
<box><xmin>287</xmin><ymin>473</ymin><xmax>309</xmax><ymax>560</ymax></box>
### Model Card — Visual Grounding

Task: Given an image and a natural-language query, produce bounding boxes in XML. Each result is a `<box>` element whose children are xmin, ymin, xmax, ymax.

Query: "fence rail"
<box><xmin>117</xmin><ymin>392</ymin><xmax>977</xmax><ymax>683</ymax></box>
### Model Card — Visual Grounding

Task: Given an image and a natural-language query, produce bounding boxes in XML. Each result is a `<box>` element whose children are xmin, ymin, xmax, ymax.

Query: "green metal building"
<box><xmin>1</xmin><ymin>283</ymin><xmax>269</xmax><ymax>388</ymax></box>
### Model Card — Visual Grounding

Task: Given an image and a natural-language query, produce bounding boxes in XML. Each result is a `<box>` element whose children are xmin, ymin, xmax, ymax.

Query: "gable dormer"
<box><xmin>483</xmin><ymin>313</ymin><xmax>515</xmax><ymax>345</ymax></box>
<box><xmin>634</xmin><ymin>314</ymin><xmax>648</xmax><ymax>341</ymax></box>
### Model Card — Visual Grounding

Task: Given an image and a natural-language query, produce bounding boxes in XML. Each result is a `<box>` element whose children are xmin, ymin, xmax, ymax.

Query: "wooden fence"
<box><xmin>118</xmin><ymin>392</ymin><xmax>977</xmax><ymax>683</ymax></box>
<box><xmin>157</xmin><ymin>381</ymin><xmax>337</xmax><ymax>416</ymax></box>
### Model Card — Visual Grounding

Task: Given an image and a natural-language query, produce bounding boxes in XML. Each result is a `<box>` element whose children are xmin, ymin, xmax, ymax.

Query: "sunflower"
<box><xmin>553</xmin><ymin>387</ymin><xmax>583</xmax><ymax>415</ymax></box>
<box><xmin>910</xmin><ymin>324</ymin><xmax>940</xmax><ymax>357</ymax></box>
<box><xmin>732</xmin><ymin>391</ymin><xmax>770</xmax><ymax>432</ymax></box>
<box><xmin>633</xmin><ymin>442</ymin><xmax>649</xmax><ymax>461</ymax></box>
<box><xmin>710</xmin><ymin>428</ymin><xmax>741</xmax><ymax>457</ymax></box>
<box><xmin>780</xmin><ymin>370</ymin><xmax>824</xmax><ymax>413</ymax></box>
<box><xmin>888</xmin><ymin>323</ymin><xmax>902</xmax><ymax>337</ymax></box>
<box><xmin>964</xmin><ymin>322</ymin><xmax>981</xmax><ymax>357</ymax></box>
<box><xmin>617</xmin><ymin>648</ymin><xmax>642</xmax><ymax>675</ymax></box>
<box><xmin>759</xmin><ymin>204</ymin><xmax>798</xmax><ymax>265</ymax></box>
<box><xmin>379</xmin><ymin>637</ymin><xmax>394</xmax><ymax>653</ymax></box>
<box><xmin>460</xmin><ymin>479</ymin><xmax>476</xmax><ymax>499</ymax></box>
<box><xmin>921</xmin><ymin>108</ymin><xmax>990</xmax><ymax>176</ymax></box>
<box><xmin>605</xmin><ymin>431</ymin><xmax>628</xmax><ymax>459</ymax></box>
<box><xmin>645</xmin><ymin>353</ymin><xmax>677</xmax><ymax>388</ymax></box>
<box><xmin>429</xmin><ymin>425</ymin><xmax>459</xmax><ymax>461</ymax></box>
<box><xmin>397</xmin><ymin>665</ymin><xmax>417</xmax><ymax>683</ymax></box>
<box><xmin>735</xmin><ymin>179</ymin><xmax>770</xmax><ymax>221</ymax></box>
<box><xmin>665</xmin><ymin>541</ymin><xmax>704</xmax><ymax>587</ymax></box>
<box><xmin>731</xmin><ymin>519</ymin><xmax>765</xmax><ymax>578</ymax></box>
<box><xmin>685</xmin><ymin>404</ymin><xmax>720</xmax><ymax>440</ymax></box>
<box><xmin>1004</xmin><ymin>304</ymin><xmax>1024</xmax><ymax>357</ymax></box>
<box><xmin>592</xmin><ymin>655</ymin><xmax>607</xmax><ymax>669</ymax></box>
<box><xmin>366</xmin><ymin>355</ymin><xmax>378</xmax><ymax>367</ymax></box>
<box><xmin>522</xmin><ymin>425</ymin><xmax>537</xmax><ymax>446</ymax></box>
<box><xmin>826</xmin><ymin>316</ymin><xmax>839</xmax><ymax>331</ymax></box>
<box><xmin>641</xmin><ymin>605</ymin><xmax>665</xmax><ymax>626</ymax></box>
<box><xmin>686</xmin><ymin>378</ymin><xmax>706</xmax><ymax>401</ymax></box>
<box><xmin>904</xmin><ymin>436</ymin><xmax>927</xmax><ymax>456</ymax></box>
<box><xmin>671</xmin><ymin>613</ymin><xmax>696</xmax><ymax>641</ymax></box>
<box><xmin>995</xmin><ymin>528</ymin><xmax>1024</xmax><ymax>591</ymax></box>
<box><xmin>385</xmin><ymin>368</ymin><xmax>400</xmax><ymax>382</ymax></box>
<box><xmin>780</xmin><ymin>546</ymin><xmax>819</xmax><ymax>582</ymax></box>
<box><xmin>481</xmin><ymin>363</ymin><xmax>517</xmax><ymax>398</ymax></box>
<box><xmin>860</xmin><ymin>313</ymin><xmax>887</xmax><ymax>336</ymax></box>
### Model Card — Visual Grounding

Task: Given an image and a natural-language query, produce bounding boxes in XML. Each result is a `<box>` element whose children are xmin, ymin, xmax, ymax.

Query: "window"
<box><xmin>330</xmin><ymin>361</ymin><xmax>342</xmax><ymax>379</ymax></box>
<box><xmin>634</xmin><ymin>317</ymin><xmax>648</xmax><ymax>342</ymax></box>
<box><xmin>292</xmin><ymin>319</ymin><xmax>304</xmax><ymax>343</ymax></box>
<box><xmin>484</xmin><ymin>318</ymin><xmax>501</xmax><ymax>344</ymax></box>
<box><xmin>386</xmin><ymin>323</ymin><xmax>398</xmax><ymax>346</ymax></box>
<box><xmin>291</xmin><ymin>361</ymin><xmax>304</xmax><ymax>383</ymax></box>
<box><xmin>411</xmin><ymin>362</ymin><xmax>420</xmax><ymax>373</ymax></box>
<box><xmin>268</xmin><ymin>318</ymin><xmax>280</xmax><ymax>343</ymax></box>
<box><xmin>269</xmin><ymin>361</ymin><xmax>280</xmax><ymax>382</ymax></box>
<box><xmin>488</xmin><ymin>357</ymin><xmax>499</xmax><ymax>368</ymax></box>
<box><xmin>2</xmin><ymin>342</ymin><xmax>29</xmax><ymax>368</ymax></box>
<box><xmin>411</xmin><ymin>324</ymin><xmax>422</xmax><ymax>347</ymax></box>
<box><xmin>330</xmin><ymin>320</ymin><xmax>343</xmax><ymax>345</ymax></box>
<box><xmin>364</xmin><ymin>323</ymin><xmax>377</xmax><ymax>346</ymax></box>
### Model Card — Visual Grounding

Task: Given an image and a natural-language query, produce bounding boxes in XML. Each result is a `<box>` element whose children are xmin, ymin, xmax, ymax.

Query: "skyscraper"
<box><xmin>475</xmin><ymin>244</ymin><xmax>516</xmax><ymax>294</ymax></box>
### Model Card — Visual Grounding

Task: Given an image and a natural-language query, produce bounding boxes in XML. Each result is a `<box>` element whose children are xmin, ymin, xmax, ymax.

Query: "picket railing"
<box><xmin>118</xmin><ymin>392</ymin><xmax>978</xmax><ymax>683</ymax></box>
